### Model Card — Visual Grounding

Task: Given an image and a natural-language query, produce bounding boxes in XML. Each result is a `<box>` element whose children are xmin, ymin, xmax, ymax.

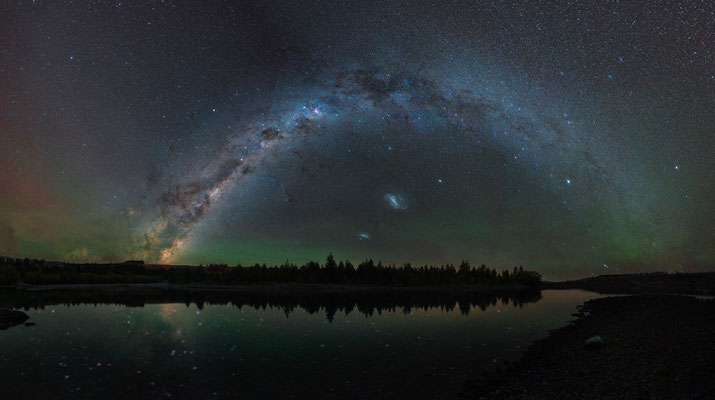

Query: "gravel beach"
<box><xmin>464</xmin><ymin>295</ymin><xmax>715</xmax><ymax>400</ymax></box>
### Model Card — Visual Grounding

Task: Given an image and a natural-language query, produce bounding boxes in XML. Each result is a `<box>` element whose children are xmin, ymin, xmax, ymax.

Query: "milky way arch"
<box><xmin>135</xmin><ymin>67</ymin><xmax>613</xmax><ymax>263</ymax></box>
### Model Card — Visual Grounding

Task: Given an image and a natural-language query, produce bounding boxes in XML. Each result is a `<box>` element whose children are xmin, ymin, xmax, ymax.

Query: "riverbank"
<box><xmin>464</xmin><ymin>294</ymin><xmax>715</xmax><ymax>399</ymax></box>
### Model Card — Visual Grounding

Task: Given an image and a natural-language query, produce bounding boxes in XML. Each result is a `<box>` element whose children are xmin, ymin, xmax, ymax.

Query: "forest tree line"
<box><xmin>0</xmin><ymin>254</ymin><xmax>542</xmax><ymax>287</ymax></box>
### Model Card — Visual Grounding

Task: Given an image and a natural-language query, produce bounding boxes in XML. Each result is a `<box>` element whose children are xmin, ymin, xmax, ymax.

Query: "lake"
<box><xmin>0</xmin><ymin>288</ymin><xmax>606</xmax><ymax>399</ymax></box>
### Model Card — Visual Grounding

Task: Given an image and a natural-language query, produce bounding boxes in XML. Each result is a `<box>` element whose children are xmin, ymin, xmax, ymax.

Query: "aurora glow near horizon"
<box><xmin>1</xmin><ymin>1</ymin><xmax>713</xmax><ymax>279</ymax></box>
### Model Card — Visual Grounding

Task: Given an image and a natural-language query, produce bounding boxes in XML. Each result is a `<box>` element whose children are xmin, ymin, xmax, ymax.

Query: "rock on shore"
<box><xmin>464</xmin><ymin>295</ymin><xmax>715</xmax><ymax>400</ymax></box>
<box><xmin>0</xmin><ymin>309</ymin><xmax>30</xmax><ymax>330</ymax></box>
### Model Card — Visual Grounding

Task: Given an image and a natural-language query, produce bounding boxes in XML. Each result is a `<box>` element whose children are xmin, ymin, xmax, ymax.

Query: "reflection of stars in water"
<box><xmin>159</xmin><ymin>303</ymin><xmax>177</xmax><ymax>321</ymax></box>
<box><xmin>158</xmin><ymin>303</ymin><xmax>196</xmax><ymax>342</ymax></box>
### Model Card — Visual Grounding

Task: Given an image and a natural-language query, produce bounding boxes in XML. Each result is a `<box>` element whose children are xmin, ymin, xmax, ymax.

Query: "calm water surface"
<box><xmin>1</xmin><ymin>289</ymin><xmax>605</xmax><ymax>399</ymax></box>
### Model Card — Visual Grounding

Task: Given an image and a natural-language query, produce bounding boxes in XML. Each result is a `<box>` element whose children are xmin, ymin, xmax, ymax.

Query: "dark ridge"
<box><xmin>543</xmin><ymin>272</ymin><xmax>715</xmax><ymax>296</ymax></box>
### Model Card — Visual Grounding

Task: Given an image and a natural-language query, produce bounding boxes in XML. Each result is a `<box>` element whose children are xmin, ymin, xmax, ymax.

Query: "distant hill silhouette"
<box><xmin>543</xmin><ymin>272</ymin><xmax>715</xmax><ymax>295</ymax></box>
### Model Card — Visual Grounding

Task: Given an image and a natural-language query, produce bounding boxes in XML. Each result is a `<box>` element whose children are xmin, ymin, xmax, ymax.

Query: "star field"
<box><xmin>0</xmin><ymin>0</ymin><xmax>713</xmax><ymax>278</ymax></box>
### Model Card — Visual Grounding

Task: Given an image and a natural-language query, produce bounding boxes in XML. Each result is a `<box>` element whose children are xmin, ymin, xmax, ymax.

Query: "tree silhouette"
<box><xmin>0</xmin><ymin>255</ymin><xmax>542</xmax><ymax>287</ymax></box>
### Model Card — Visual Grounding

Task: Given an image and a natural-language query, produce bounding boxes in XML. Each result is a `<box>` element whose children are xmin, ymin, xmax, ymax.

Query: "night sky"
<box><xmin>1</xmin><ymin>1</ymin><xmax>713</xmax><ymax>279</ymax></box>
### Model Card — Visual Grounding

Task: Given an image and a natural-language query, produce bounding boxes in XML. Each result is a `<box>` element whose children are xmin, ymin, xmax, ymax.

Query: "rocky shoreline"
<box><xmin>0</xmin><ymin>309</ymin><xmax>30</xmax><ymax>330</ymax></box>
<box><xmin>464</xmin><ymin>295</ymin><xmax>715</xmax><ymax>400</ymax></box>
